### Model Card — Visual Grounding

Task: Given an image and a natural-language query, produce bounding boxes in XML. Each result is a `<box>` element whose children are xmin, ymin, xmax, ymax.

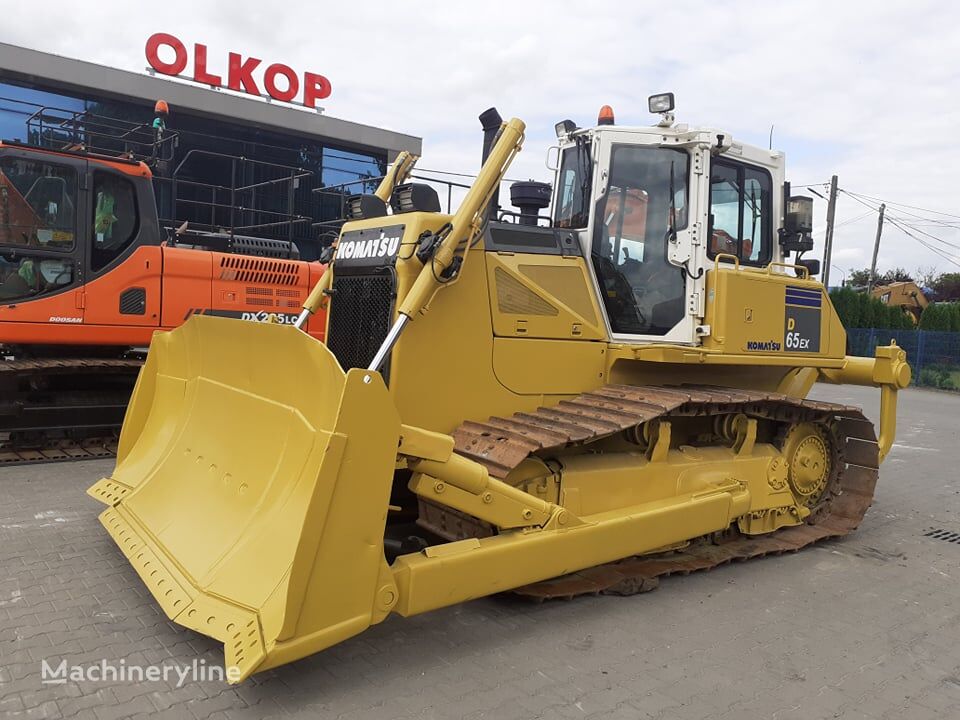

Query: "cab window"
<box><xmin>554</xmin><ymin>138</ymin><xmax>592</xmax><ymax>229</ymax></box>
<box><xmin>708</xmin><ymin>159</ymin><xmax>772</xmax><ymax>265</ymax></box>
<box><xmin>91</xmin><ymin>172</ymin><xmax>139</xmax><ymax>271</ymax></box>
<box><xmin>0</xmin><ymin>157</ymin><xmax>77</xmax><ymax>251</ymax></box>
<box><xmin>591</xmin><ymin>145</ymin><xmax>688</xmax><ymax>336</ymax></box>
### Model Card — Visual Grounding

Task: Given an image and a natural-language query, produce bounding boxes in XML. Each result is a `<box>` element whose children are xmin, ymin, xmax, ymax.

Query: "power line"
<box><xmin>884</xmin><ymin>216</ymin><xmax>960</xmax><ymax>270</ymax></box>
<box><xmin>843</xmin><ymin>190</ymin><xmax>960</xmax><ymax>251</ymax></box>
<box><xmin>839</xmin><ymin>189</ymin><xmax>960</xmax><ymax>267</ymax></box>
<box><xmin>888</xmin><ymin>215</ymin><xmax>960</xmax><ymax>252</ymax></box>
<box><xmin>845</xmin><ymin>193</ymin><xmax>960</xmax><ymax>230</ymax></box>
<box><xmin>843</xmin><ymin>189</ymin><xmax>960</xmax><ymax>222</ymax></box>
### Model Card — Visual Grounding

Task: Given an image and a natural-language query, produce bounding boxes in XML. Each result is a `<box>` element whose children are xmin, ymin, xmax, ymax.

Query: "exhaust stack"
<box><xmin>479</xmin><ymin>107</ymin><xmax>503</xmax><ymax>219</ymax></box>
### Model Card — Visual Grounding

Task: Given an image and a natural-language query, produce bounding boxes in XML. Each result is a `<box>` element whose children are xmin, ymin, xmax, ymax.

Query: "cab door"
<box><xmin>81</xmin><ymin>165</ymin><xmax>162</xmax><ymax>326</ymax></box>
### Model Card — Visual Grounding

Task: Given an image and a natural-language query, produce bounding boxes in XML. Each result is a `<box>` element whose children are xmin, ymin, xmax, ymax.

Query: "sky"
<box><xmin>2</xmin><ymin>0</ymin><xmax>959</xmax><ymax>281</ymax></box>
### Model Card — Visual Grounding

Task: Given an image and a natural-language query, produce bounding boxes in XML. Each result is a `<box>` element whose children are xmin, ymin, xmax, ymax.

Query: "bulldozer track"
<box><xmin>450</xmin><ymin>385</ymin><xmax>878</xmax><ymax>599</ymax></box>
<box><xmin>0</xmin><ymin>357</ymin><xmax>141</xmax><ymax>466</ymax></box>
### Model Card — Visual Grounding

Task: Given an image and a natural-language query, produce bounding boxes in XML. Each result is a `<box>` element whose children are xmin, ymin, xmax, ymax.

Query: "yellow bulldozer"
<box><xmin>88</xmin><ymin>95</ymin><xmax>910</xmax><ymax>682</ymax></box>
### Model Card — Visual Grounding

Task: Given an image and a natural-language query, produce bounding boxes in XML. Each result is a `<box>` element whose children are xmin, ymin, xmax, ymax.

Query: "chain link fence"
<box><xmin>847</xmin><ymin>328</ymin><xmax>960</xmax><ymax>391</ymax></box>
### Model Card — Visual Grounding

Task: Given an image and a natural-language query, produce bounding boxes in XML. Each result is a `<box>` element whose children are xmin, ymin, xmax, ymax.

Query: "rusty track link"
<box><xmin>449</xmin><ymin>384</ymin><xmax>878</xmax><ymax>599</ymax></box>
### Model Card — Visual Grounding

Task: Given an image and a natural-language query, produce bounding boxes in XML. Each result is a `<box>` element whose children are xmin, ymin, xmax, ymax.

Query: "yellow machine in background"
<box><xmin>871</xmin><ymin>280</ymin><xmax>928</xmax><ymax>325</ymax></box>
<box><xmin>89</xmin><ymin>96</ymin><xmax>910</xmax><ymax>681</ymax></box>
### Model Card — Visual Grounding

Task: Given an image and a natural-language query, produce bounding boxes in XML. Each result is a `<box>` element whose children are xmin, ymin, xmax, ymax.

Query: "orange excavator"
<box><xmin>0</xmin><ymin>139</ymin><xmax>328</xmax><ymax>462</ymax></box>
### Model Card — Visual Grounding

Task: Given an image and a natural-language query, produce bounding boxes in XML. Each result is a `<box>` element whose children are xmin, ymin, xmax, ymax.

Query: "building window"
<box><xmin>708</xmin><ymin>159</ymin><xmax>773</xmax><ymax>266</ymax></box>
<box><xmin>91</xmin><ymin>171</ymin><xmax>139</xmax><ymax>271</ymax></box>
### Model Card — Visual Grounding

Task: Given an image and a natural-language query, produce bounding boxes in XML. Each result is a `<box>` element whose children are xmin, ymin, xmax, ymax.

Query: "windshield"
<box><xmin>591</xmin><ymin>145</ymin><xmax>688</xmax><ymax>336</ymax></box>
<box><xmin>553</xmin><ymin>137</ymin><xmax>592</xmax><ymax>228</ymax></box>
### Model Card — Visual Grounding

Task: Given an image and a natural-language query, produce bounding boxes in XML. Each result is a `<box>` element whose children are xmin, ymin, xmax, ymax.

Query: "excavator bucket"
<box><xmin>87</xmin><ymin>315</ymin><xmax>401</xmax><ymax>681</ymax></box>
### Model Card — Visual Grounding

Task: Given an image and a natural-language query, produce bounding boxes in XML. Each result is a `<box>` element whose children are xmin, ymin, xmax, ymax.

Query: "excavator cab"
<box><xmin>90</xmin><ymin>99</ymin><xmax>910</xmax><ymax>681</ymax></box>
<box><xmin>0</xmin><ymin>144</ymin><xmax>161</xmax><ymax>309</ymax></box>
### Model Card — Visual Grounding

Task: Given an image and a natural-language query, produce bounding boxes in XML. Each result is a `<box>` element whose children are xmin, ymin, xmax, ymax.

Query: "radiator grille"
<box><xmin>517</xmin><ymin>264</ymin><xmax>597</xmax><ymax>323</ymax></box>
<box><xmin>495</xmin><ymin>268</ymin><xmax>558</xmax><ymax>316</ymax></box>
<box><xmin>327</xmin><ymin>272</ymin><xmax>395</xmax><ymax>377</ymax></box>
<box><xmin>219</xmin><ymin>256</ymin><xmax>301</xmax><ymax>285</ymax></box>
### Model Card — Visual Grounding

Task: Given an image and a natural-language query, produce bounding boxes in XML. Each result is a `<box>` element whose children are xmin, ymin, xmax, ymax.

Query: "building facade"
<box><xmin>0</xmin><ymin>42</ymin><xmax>421</xmax><ymax>260</ymax></box>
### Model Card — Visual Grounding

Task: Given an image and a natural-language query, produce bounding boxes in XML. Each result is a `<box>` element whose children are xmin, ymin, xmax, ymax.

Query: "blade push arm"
<box><xmin>294</xmin><ymin>150</ymin><xmax>420</xmax><ymax>330</ymax></box>
<box><xmin>367</xmin><ymin>118</ymin><xmax>526</xmax><ymax>371</ymax></box>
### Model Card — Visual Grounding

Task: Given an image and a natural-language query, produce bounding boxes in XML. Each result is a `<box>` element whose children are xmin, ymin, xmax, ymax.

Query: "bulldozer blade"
<box><xmin>88</xmin><ymin>315</ymin><xmax>401</xmax><ymax>681</ymax></box>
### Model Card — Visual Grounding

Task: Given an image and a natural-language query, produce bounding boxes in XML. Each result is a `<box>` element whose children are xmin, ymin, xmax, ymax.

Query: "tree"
<box><xmin>915</xmin><ymin>265</ymin><xmax>939</xmax><ymax>289</ymax></box>
<box><xmin>847</xmin><ymin>266</ymin><xmax>916</xmax><ymax>289</ymax></box>
<box><xmin>847</xmin><ymin>268</ymin><xmax>872</xmax><ymax>288</ymax></box>
<box><xmin>931</xmin><ymin>273</ymin><xmax>960</xmax><ymax>301</ymax></box>
<box><xmin>880</xmin><ymin>267</ymin><xmax>914</xmax><ymax>284</ymax></box>
<box><xmin>829</xmin><ymin>287</ymin><xmax>860</xmax><ymax>327</ymax></box>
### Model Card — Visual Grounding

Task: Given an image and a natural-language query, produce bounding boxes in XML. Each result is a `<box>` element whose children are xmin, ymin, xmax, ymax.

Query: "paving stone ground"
<box><xmin>1</xmin><ymin>385</ymin><xmax>959</xmax><ymax>719</ymax></box>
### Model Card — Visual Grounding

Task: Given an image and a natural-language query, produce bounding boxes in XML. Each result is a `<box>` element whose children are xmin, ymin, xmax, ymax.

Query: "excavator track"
<box><xmin>0</xmin><ymin>357</ymin><xmax>142</xmax><ymax>465</ymax></box>
<box><xmin>448</xmin><ymin>385</ymin><xmax>878</xmax><ymax>599</ymax></box>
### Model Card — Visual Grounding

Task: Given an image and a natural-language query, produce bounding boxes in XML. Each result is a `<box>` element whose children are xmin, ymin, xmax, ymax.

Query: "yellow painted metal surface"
<box><xmin>89</xmin><ymin>315</ymin><xmax>402</xmax><ymax>681</ymax></box>
<box><xmin>90</xmin><ymin>113</ymin><xmax>911</xmax><ymax>682</ymax></box>
<box><xmin>486</xmin><ymin>253</ymin><xmax>606</xmax><ymax>340</ymax></box>
<box><xmin>703</xmin><ymin>266</ymin><xmax>846</xmax><ymax>359</ymax></box>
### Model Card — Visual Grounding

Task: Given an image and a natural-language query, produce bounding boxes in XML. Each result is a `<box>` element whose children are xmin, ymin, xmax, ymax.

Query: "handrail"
<box><xmin>765</xmin><ymin>261</ymin><xmax>810</xmax><ymax>279</ymax></box>
<box><xmin>712</xmin><ymin>252</ymin><xmax>741</xmax><ymax>271</ymax></box>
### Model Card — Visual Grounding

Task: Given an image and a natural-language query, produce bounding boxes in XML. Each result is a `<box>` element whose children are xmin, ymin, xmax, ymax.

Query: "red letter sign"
<box><xmin>145</xmin><ymin>33</ymin><xmax>188</xmax><ymax>76</ymax></box>
<box><xmin>145</xmin><ymin>34</ymin><xmax>331</xmax><ymax>104</ymax></box>
<box><xmin>264</xmin><ymin>63</ymin><xmax>299</xmax><ymax>103</ymax></box>
<box><xmin>303</xmin><ymin>72</ymin><xmax>332</xmax><ymax>108</ymax></box>
<box><xmin>227</xmin><ymin>52</ymin><xmax>262</xmax><ymax>96</ymax></box>
<box><xmin>193</xmin><ymin>43</ymin><xmax>223</xmax><ymax>86</ymax></box>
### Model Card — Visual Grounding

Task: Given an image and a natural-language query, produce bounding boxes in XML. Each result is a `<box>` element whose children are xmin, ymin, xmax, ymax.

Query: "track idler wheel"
<box><xmin>780</xmin><ymin>421</ymin><xmax>836</xmax><ymax>511</ymax></box>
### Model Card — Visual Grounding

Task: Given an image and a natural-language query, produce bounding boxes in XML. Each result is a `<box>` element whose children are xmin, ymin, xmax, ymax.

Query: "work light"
<box><xmin>648</xmin><ymin>93</ymin><xmax>675</xmax><ymax>114</ymax></box>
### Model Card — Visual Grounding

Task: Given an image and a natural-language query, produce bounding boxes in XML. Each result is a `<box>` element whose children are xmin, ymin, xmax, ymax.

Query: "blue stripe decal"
<box><xmin>786</xmin><ymin>286</ymin><xmax>822</xmax><ymax>298</ymax></box>
<box><xmin>785</xmin><ymin>297</ymin><xmax>822</xmax><ymax>308</ymax></box>
<box><xmin>785</xmin><ymin>290</ymin><xmax>822</xmax><ymax>301</ymax></box>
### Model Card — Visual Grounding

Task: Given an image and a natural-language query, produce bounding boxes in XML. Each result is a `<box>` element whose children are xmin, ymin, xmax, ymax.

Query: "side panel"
<box><xmin>702</xmin><ymin>267</ymin><xmax>846</xmax><ymax>359</ymax></box>
<box><xmin>209</xmin><ymin>252</ymin><xmax>324</xmax><ymax>340</ymax></box>
<box><xmin>159</xmin><ymin>247</ymin><xmax>213</xmax><ymax>327</ymax></box>
<box><xmin>492</xmin><ymin>337</ymin><xmax>607</xmax><ymax>395</ymax></box>
<box><xmin>83</xmin><ymin>246</ymin><xmax>162</xmax><ymax>327</ymax></box>
<box><xmin>486</xmin><ymin>253</ymin><xmax>606</xmax><ymax>341</ymax></box>
<box><xmin>161</xmin><ymin>247</ymin><xmax>326</xmax><ymax>342</ymax></box>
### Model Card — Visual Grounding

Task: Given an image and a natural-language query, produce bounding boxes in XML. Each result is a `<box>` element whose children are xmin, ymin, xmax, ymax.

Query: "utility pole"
<box><xmin>821</xmin><ymin>175</ymin><xmax>839</xmax><ymax>288</ymax></box>
<box><xmin>867</xmin><ymin>203</ymin><xmax>886</xmax><ymax>294</ymax></box>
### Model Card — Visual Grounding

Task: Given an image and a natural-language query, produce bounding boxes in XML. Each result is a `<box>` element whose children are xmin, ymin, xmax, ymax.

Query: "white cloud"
<box><xmin>2</xmin><ymin>0</ymin><xmax>959</xmax><ymax>275</ymax></box>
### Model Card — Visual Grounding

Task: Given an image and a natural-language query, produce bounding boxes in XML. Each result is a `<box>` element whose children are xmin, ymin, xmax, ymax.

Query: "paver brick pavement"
<box><xmin>1</xmin><ymin>386</ymin><xmax>958</xmax><ymax>718</ymax></box>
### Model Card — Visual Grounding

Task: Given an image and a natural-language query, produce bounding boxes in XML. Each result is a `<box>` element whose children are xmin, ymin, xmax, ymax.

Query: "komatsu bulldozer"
<box><xmin>88</xmin><ymin>95</ymin><xmax>910</xmax><ymax>682</ymax></box>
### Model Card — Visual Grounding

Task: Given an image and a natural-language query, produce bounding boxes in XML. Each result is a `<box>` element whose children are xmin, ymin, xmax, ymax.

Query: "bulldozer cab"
<box><xmin>553</xmin><ymin>113</ymin><xmax>789</xmax><ymax>346</ymax></box>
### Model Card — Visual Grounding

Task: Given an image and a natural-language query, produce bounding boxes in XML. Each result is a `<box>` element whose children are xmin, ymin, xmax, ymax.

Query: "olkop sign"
<box><xmin>145</xmin><ymin>32</ymin><xmax>331</xmax><ymax>108</ymax></box>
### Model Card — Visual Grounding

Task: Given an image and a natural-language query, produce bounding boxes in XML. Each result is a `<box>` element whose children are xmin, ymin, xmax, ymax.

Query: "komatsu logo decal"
<box><xmin>746</xmin><ymin>340</ymin><xmax>782</xmax><ymax>351</ymax></box>
<box><xmin>338</xmin><ymin>234</ymin><xmax>401</xmax><ymax>260</ymax></box>
<box><xmin>334</xmin><ymin>225</ymin><xmax>405</xmax><ymax>270</ymax></box>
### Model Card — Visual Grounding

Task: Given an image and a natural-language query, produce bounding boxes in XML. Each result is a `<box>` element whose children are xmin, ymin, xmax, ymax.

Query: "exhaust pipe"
<box><xmin>479</xmin><ymin>107</ymin><xmax>503</xmax><ymax>220</ymax></box>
